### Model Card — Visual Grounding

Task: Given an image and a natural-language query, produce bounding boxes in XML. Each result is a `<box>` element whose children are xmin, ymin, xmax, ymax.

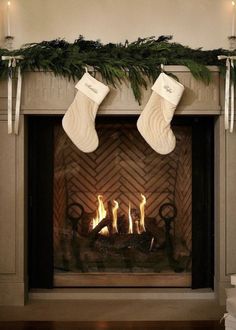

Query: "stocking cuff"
<box><xmin>76</xmin><ymin>72</ymin><xmax>110</xmax><ymax>105</ymax></box>
<box><xmin>152</xmin><ymin>73</ymin><xmax>184</xmax><ymax>106</ymax></box>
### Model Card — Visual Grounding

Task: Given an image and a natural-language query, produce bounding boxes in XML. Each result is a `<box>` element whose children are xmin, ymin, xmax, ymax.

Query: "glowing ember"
<box><xmin>128</xmin><ymin>203</ymin><xmax>133</xmax><ymax>234</ymax></box>
<box><xmin>139</xmin><ymin>194</ymin><xmax>146</xmax><ymax>233</ymax></box>
<box><xmin>112</xmin><ymin>200</ymin><xmax>119</xmax><ymax>234</ymax></box>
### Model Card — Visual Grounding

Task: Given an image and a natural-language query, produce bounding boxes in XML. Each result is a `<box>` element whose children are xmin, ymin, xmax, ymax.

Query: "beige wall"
<box><xmin>0</xmin><ymin>0</ymin><xmax>233</xmax><ymax>49</ymax></box>
<box><xmin>0</xmin><ymin>1</ymin><xmax>4</xmax><ymax>40</ymax></box>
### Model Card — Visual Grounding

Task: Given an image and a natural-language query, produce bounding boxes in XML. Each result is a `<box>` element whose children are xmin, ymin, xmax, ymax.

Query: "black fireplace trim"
<box><xmin>28</xmin><ymin>116</ymin><xmax>54</xmax><ymax>288</ymax></box>
<box><xmin>191</xmin><ymin>117</ymin><xmax>214</xmax><ymax>289</ymax></box>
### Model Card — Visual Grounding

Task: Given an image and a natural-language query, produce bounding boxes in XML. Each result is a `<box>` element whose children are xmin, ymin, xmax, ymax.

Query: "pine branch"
<box><xmin>0</xmin><ymin>36</ymin><xmax>235</xmax><ymax>102</ymax></box>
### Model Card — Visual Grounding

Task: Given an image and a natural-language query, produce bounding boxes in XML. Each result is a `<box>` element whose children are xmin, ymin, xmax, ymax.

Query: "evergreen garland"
<box><xmin>0</xmin><ymin>35</ymin><xmax>234</xmax><ymax>103</ymax></box>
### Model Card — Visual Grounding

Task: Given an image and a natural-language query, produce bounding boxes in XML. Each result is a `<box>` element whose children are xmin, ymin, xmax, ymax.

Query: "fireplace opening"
<box><xmin>28</xmin><ymin>116</ymin><xmax>214</xmax><ymax>289</ymax></box>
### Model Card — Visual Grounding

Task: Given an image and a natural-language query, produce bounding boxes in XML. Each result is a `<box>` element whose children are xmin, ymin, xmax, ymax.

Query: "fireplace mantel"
<box><xmin>0</xmin><ymin>66</ymin><xmax>235</xmax><ymax>307</ymax></box>
<box><xmin>0</xmin><ymin>66</ymin><xmax>220</xmax><ymax>116</ymax></box>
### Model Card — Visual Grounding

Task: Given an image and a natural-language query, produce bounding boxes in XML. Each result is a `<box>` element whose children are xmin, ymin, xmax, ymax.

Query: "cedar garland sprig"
<box><xmin>0</xmin><ymin>35</ymin><xmax>235</xmax><ymax>103</ymax></box>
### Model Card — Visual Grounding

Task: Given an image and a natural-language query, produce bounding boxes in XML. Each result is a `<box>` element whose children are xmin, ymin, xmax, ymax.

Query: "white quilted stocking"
<box><xmin>137</xmin><ymin>73</ymin><xmax>184</xmax><ymax>155</ymax></box>
<box><xmin>62</xmin><ymin>72</ymin><xmax>109</xmax><ymax>153</ymax></box>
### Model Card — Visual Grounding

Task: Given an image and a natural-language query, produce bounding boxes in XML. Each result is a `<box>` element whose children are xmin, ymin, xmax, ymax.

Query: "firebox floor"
<box><xmin>0</xmin><ymin>297</ymin><xmax>225</xmax><ymax>321</ymax></box>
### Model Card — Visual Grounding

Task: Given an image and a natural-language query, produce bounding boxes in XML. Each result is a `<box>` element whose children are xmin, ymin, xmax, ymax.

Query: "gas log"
<box><xmin>61</xmin><ymin>195</ymin><xmax>191</xmax><ymax>274</ymax></box>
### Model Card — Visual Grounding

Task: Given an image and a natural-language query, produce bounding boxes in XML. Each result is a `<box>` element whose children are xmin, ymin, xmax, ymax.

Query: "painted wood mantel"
<box><xmin>0</xmin><ymin>66</ymin><xmax>235</xmax><ymax>305</ymax></box>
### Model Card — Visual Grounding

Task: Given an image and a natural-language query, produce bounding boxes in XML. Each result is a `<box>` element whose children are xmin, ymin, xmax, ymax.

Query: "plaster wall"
<box><xmin>0</xmin><ymin>0</ymin><xmax>233</xmax><ymax>49</ymax></box>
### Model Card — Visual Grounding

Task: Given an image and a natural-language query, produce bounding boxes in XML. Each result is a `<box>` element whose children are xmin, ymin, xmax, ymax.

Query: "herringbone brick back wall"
<box><xmin>53</xmin><ymin>121</ymin><xmax>192</xmax><ymax>252</ymax></box>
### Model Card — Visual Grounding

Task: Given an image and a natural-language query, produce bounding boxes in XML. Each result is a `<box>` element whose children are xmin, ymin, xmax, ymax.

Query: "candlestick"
<box><xmin>7</xmin><ymin>1</ymin><xmax>11</xmax><ymax>36</ymax></box>
<box><xmin>232</xmin><ymin>1</ymin><xmax>235</xmax><ymax>36</ymax></box>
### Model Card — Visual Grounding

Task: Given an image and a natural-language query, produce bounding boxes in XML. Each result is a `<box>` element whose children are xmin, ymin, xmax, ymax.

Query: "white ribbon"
<box><xmin>218</xmin><ymin>55</ymin><xmax>236</xmax><ymax>132</ymax></box>
<box><xmin>1</xmin><ymin>55</ymin><xmax>24</xmax><ymax>135</ymax></box>
<box><xmin>220</xmin><ymin>313</ymin><xmax>229</xmax><ymax>323</ymax></box>
<box><xmin>7</xmin><ymin>66</ymin><xmax>13</xmax><ymax>134</ymax></box>
<box><xmin>225</xmin><ymin>58</ymin><xmax>230</xmax><ymax>130</ymax></box>
<box><xmin>230</xmin><ymin>60</ymin><xmax>235</xmax><ymax>133</ymax></box>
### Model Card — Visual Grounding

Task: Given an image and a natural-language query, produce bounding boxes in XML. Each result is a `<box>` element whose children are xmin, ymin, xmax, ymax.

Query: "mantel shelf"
<box><xmin>0</xmin><ymin>66</ymin><xmax>221</xmax><ymax>116</ymax></box>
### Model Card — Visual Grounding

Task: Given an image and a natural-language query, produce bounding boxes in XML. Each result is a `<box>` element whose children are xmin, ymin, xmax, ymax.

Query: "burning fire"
<box><xmin>92</xmin><ymin>195</ymin><xmax>109</xmax><ymax>236</ymax></box>
<box><xmin>112</xmin><ymin>200</ymin><xmax>119</xmax><ymax>234</ymax></box>
<box><xmin>139</xmin><ymin>194</ymin><xmax>146</xmax><ymax>233</ymax></box>
<box><xmin>92</xmin><ymin>194</ymin><xmax>147</xmax><ymax>236</ymax></box>
<box><xmin>128</xmin><ymin>203</ymin><xmax>133</xmax><ymax>234</ymax></box>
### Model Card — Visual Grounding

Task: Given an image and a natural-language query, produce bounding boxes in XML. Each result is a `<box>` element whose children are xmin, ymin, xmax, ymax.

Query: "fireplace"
<box><xmin>1</xmin><ymin>67</ymin><xmax>234</xmax><ymax>306</ymax></box>
<box><xmin>28</xmin><ymin>115</ymin><xmax>214</xmax><ymax>289</ymax></box>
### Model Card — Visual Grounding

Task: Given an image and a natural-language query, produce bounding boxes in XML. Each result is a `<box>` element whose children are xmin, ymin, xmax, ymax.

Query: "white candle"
<box><xmin>232</xmin><ymin>1</ymin><xmax>235</xmax><ymax>36</ymax></box>
<box><xmin>7</xmin><ymin>1</ymin><xmax>11</xmax><ymax>36</ymax></box>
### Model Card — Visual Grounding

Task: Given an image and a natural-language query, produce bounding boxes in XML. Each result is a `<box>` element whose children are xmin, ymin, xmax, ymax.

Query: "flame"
<box><xmin>128</xmin><ymin>203</ymin><xmax>133</xmax><ymax>234</ymax></box>
<box><xmin>233</xmin><ymin>1</ymin><xmax>235</xmax><ymax>6</ymax></box>
<box><xmin>92</xmin><ymin>195</ymin><xmax>109</xmax><ymax>236</ymax></box>
<box><xmin>98</xmin><ymin>195</ymin><xmax>106</xmax><ymax>219</ymax></box>
<box><xmin>91</xmin><ymin>194</ymin><xmax>146</xmax><ymax>236</ymax></box>
<box><xmin>112</xmin><ymin>200</ymin><xmax>119</xmax><ymax>234</ymax></box>
<box><xmin>139</xmin><ymin>194</ymin><xmax>146</xmax><ymax>233</ymax></box>
<box><xmin>92</xmin><ymin>212</ymin><xmax>98</xmax><ymax>229</ymax></box>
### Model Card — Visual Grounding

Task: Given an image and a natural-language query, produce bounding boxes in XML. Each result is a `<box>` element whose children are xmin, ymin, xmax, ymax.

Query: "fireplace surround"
<box><xmin>0</xmin><ymin>65</ymin><xmax>236</xmax><ymax>306</ymax></box>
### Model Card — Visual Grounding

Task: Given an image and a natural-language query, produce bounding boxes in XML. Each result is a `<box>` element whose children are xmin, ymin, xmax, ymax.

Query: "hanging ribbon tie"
<box><xmin>1</xmin><ymin>55</ymin><xmax>24</xmax><ymax>135</ymax></box>
<box><xmin>218</xmin><ymin>55</ymin><xmax>236</xmax><ymax>133</ymax></box>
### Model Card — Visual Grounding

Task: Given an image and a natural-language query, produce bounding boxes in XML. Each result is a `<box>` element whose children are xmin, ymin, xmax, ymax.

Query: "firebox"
<box><xmin>28</xmin><ymin>116</ymin><xmax>214</xmax><ymax>289</ymax></box>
